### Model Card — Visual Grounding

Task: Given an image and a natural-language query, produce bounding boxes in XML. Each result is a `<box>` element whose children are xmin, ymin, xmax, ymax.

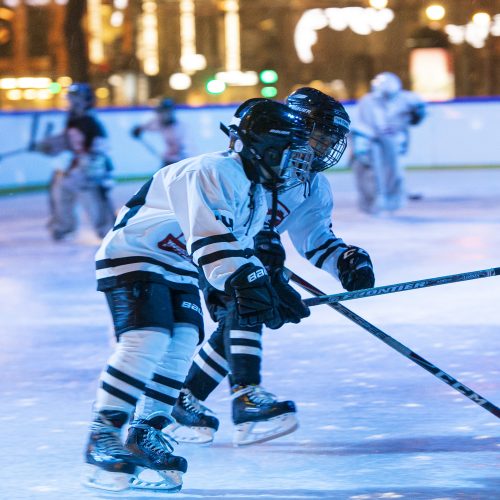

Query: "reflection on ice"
<box><xmin>0</xmin><ymin>168</ymin><xmax>499</xmax><ymax>499</ymax></box>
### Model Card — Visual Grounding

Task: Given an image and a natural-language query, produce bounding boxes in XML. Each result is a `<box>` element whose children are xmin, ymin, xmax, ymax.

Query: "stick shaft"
<box><xmin>291</xmin><ymin>272</ymin><xmax>500</xmax><ymax>419</ymax></box>
<box><xmin>299</xmin><ymin>267</ymin><xmax>500</xmax><ymax>306</ymax></box>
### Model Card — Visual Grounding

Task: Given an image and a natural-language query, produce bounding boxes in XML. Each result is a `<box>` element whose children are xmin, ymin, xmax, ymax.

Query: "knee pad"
<box><xmin>156</xmin><ymin>324</ymin><xmax>199</xmax><ymax>376</ymax></box>
<box><xmin>110</xmin><ymin>329</ymin><xmax>171</xmax><ymax>375</ymax></box>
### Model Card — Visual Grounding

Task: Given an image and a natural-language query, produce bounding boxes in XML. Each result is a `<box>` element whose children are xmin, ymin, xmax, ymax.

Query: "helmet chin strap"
<box><xmin>269</xmin><ymin>188</ymin><xmax>279</xmax><ymax>229</ymax></box>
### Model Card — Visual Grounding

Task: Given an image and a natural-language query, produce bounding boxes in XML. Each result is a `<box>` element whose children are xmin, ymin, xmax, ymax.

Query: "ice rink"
<box><xmin>0</xmin><ymin>168</ymin><xmax>499</xmax><ymax>500</ymax></box>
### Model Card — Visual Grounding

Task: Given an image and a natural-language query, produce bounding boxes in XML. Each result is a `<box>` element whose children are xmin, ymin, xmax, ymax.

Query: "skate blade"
<box><xmin>165</xmin><ymin>422</ymin><xmax>215</xmax><ymax>445</ymax></box>
<box><xmin>233</xmin><ymin>412</ymin><xmax>299</xmax><ymax>447</ymax></box>
<box><xmin>130</xmin><ymin>467</ymin><xmax>183</xmax><ymax>491</ymax></box>
<box><xmin>82</xmin><ymin>464</ymin><xmax>133</xmax><ymax>492</ymax></box>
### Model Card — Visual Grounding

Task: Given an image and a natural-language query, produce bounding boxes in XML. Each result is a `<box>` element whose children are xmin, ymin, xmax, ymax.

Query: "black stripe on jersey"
<box><xmin>152</xmin><ymin>373</ymin><xmax>184</xmax><ymax>390</ymax></box>
<box><xmin>197</xmin><ymin>249</ymin><xmax>248</xmax><ymax>267</ymax></box>
<box><xmin>96</xmin><ymin>255</ymin><xmax>199</xmax><ymax>279</ymax></box>
<box><xmin>144</xmin><ymin>388</ymin><xmax>177</xmax><ymax>406</ymax></box>
<box><xmin>305</xmin><ymin>238</ymin><xmax>343</xmax><ymax>260</ymax></box>
<box><xmin>106</xmin><ymin>366</ymin><xmax>146</xmax><ymax>390</ymax></box>
<box><xmin>199</xmin><ymin>348</ymin><xmax>229</xmax><ymax>377</ymax></box>
<box><xmin>230</xmin><ymin>338</ymin><xmax>261</xmax><ymax>348</ymax></box>
<box><xmin>113</xmin><ymin>178</ymin><xmax>153</xmax><ymax>230</ymax></box>
<box><xmin>191</xmin><ymin>233</ymin><xmax>238</xmax><ymax>254</ymax></box>
<box><xmin>101</xmin><ymin>381</ymin><xmax>138</xmax><ymax>406</ymax></box>
<box><xmin>316</xmin><ymin>242</ymin><xmax>347</xmax><ymax>269</ymax></box>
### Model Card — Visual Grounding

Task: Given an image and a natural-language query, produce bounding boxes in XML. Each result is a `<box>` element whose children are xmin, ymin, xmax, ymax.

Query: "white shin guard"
<box><xmin>136</xmin><ymin>324</ymin><xmax>199</xmax><ymax>420</ymax></box>
<box><xmin>95</xmin><ymin>329</ymin><xmax>171</xmax><ymax>414</ymax></box>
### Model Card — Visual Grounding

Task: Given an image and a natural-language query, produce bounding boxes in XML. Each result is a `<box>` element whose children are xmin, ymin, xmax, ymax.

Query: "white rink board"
<box><xmin>0</xmin><ymin>97</ymin><xmax>500</xmax><ymax>189</ymax></box>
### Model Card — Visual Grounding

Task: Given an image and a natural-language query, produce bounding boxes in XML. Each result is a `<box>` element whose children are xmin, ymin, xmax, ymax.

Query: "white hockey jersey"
<box><xmin>264</xmin><ymin>172</ymin><xmax>348</xmax><ymax>281</ymax></box>
<box><xmin>352</xmin><ymin>90</ymin><xmax>425</xmax><ymax>152</ymax></box>
<box><xmin>95</xmin><ymin>151</ymin><xmax>267</xmax><ymax>292</ymax></box>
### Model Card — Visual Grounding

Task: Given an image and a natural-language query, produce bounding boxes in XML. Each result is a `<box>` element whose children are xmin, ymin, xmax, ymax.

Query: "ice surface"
<box><xmin>0</xmin><ymin>169</ymin><xmax>499</xmax><ymax>499</ymax></box>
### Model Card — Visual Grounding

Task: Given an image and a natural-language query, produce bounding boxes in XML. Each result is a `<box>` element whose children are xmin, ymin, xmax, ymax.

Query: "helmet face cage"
<box><xmin>286</xmin><ymin>87</ymin><xmax>350</xmax><ymax>172</ymax></box>
<box><xmin>229</xmin><ymin>100</ymin><xmax>314</xmax><ymax>192</ymax></box>
<box><xmin>309</xmin><ymin>126</ymin><xmax>348</xmax><ymax>172</ymax></box>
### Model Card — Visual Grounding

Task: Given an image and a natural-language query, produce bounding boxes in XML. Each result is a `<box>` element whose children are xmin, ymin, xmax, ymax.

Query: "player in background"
<box><xmin>83</xmin><ymin>99</ymin><xmax>315</xmax><ymax>492</ymax></box>
<box><xmin>131</xmin><ymin>98</ymin><xmax>187</xmax><ymax>169</ymax></box>
<box><xmin>168</xmin><ymin>88</ymin><xmax>375</xmax><ymax>447</ymax></box>
<box><xmin>350</xmin><ymin>72</ymin><xmax>427</xmax><ymax>214</ymax></box>
<box><xmin>33</xmin><ymin>83</ymin><xmax>115</xmax><ymax>240</ymax></box>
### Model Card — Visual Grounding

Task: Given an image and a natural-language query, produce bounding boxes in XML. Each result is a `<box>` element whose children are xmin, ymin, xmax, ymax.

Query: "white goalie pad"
<box><xmin>165</xmin><ymin>422</ymin><xmax>216</xmax><ymax>445</ymax></box>
<box><xmin>233</xmin><ymin>412</ymin><xmax>299</xmax><ymax>447</ymax></box>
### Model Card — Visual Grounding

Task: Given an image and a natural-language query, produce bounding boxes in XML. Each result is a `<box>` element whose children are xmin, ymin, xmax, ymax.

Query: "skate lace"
<box><xmin>231</xmin><ymin>385</ymin><xmax>277</xmax><ymax>405</ymax></box>
<box><xmin>92</xmin><ymin>422</ymin><xmax>127</xmax><ymax>455</ymax></box>
<box><xmin>135</xmin><ymin>423</ymin><xmax>177</xmax><ymax>456</ymax></box>
<box><xmin>182</xmin><ymin>391</ymin><xmax>214</xmax><ymax>416</ymax></box>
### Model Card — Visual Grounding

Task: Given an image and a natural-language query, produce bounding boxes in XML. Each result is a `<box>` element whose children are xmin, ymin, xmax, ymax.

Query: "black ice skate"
<box><xmin>125</xmin><ymin>416</ymin><xmax>187</xmax><ymax>491</ymax></box>
<box><xmin>231</xmin><ymin>385</ymin><xmax>299</xmax><ymax>446</ymax></box>
<box><xmin>167</xmin><ymin>388</ymin><xmax>220</xmax><ymax>444</ymax></box>
<box><xmin>83</xmin><ymin>410</ymin><xmax>137</xmax><ymax>491</ymax></box>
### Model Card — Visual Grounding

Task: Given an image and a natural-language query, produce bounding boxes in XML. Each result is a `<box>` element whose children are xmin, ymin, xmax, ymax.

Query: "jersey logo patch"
<box><xmin>157</xmin><ymin>233</ymin><xmax>189</xmax><ymax>258</ymax></box>
<box><xmin>267</xmin><ymin>200</ymin><xmax>290</xmax><ymax>226</ymax></box>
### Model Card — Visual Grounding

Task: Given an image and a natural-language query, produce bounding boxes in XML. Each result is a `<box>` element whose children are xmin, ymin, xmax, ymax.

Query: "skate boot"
<box><xmin>83</xmin><ymin>409</ymin><xmax>137</xmax><ymax>491</ymax></box>
<box><xmin>167</xmin><ymin>388</ymin><xmax>220</xmax><ymax>444</ymax></box>
<box><xmin>231</xmin><ymin>385</ymin><xmax>299</xmax><ymax>446</ymax></box>
<box><xmin>125</xmin><ymin>415</ymin><xmax>187</xmax><ymax>491</ymax></box>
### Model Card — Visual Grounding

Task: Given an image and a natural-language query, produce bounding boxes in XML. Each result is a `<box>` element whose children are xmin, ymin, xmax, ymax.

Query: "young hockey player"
<box><xmin>350</xmin><ymin>72</ymin><xmax>427</xmax><ymax>214</ymax></box>
<box><xmin>83</xmin><ymin>98</ymin><xmax>315</xmax><ymax>492</ymax></box>
<box><xmin>34</xmin><ymin>83</ymin><xmax>115</xmax><ymax>240</ymax></box>
<box><xmin>131</xmin><ymin>97</ymin><xmax>187</xmax><ymax>169</ymax></box>
<box><xmin>168</xmin><ymin>88</ymin><xmax>375</xmax><ymax>447</ymax></box>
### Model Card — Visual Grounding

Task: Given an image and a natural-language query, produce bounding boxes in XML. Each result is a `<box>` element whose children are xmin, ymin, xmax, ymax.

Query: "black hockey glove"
<box><xmin>225</xmin><ymin>263</ymin><xmax>282</xmax><ymax>329</ymax></box>
<box><xmin>271</xmin><ymin>269</ymin><xmax>310</xmax><ymax>325</ymax></box>
<box><xmin>337</xmin><ymin>245</ymin><xmax>375</xmax><ymax>291</ymax></box>
<box><xmin>254</xmin><ymin>230</ymin><xmax>286</xmax><ymax>271</ymax></box>
<box><xmin>131</xmin><ymin>125</ymin><xmax>143</xmax><ymax>138</ymax></box>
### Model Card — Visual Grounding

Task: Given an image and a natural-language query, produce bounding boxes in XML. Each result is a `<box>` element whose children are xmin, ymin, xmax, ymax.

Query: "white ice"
<box><xmin>0</xmin><ymin>168</ymin><xmax>499</xmax><ymax>499</ymax></box>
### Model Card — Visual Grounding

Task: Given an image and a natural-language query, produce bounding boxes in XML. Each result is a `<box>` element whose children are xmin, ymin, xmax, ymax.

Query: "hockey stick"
<box><xmin>298</xmin><ymin>266</ymin><xmax>500</xmax><ymax>307</ymax></box>
<box><xmin>135</xmin><ymin>135</ymin><xmax>162</xmax><ymax>159</ymax></box>
<box><xmin>289</xmin><ymin>271</ymin><xmax>500</xmax><ymax>419</ymax></box>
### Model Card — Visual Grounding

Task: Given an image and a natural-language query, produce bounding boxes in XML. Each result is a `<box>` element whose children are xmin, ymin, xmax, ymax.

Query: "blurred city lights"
<box><xmin>472</xmin><ymin>12</ymin><xmax>491</xmax><ymax>27</ymax></box>
<box><xmin>425</xmin><ymin>5</ymin><xmax>446</xmax><ymax>22</ymax></box>
<box><xmin>206</xmin><ymin>79</ymin><xmax>226</xmax><ymax>94</ymax></box>
<box><xmin>259</xmin><ymin>70</ymin><xmax>278</xmax><ymax>85</ymax></box>
<box><xmin>369</xmin><ymin>0</ymin><xmax>388</xmax><ymax>9</ymax></box>
<box><xmin>261</xmin><ymin>86</ymin><xmax>278</xmax><ymax>98</ymax></box>
<box><xmin>169</xmin><ymin>73</ymin><xmax>192</xmax><ymax>91</ymax></box>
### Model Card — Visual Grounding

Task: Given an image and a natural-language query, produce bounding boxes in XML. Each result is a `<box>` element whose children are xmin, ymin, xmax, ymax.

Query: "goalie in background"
<box><xmin>33</xmin><ymin>83</ymin><xmax>116</xmax><ymax>241</ymax></box>
<box><xmin>131</xmin><ymin>98</ymin><xmax>187</xmax><ymax>170</ymax></box>
<box><xmin>350</xmin><ymin>72</ymin><xmax>427</xmax><ymax>214</ymax></box>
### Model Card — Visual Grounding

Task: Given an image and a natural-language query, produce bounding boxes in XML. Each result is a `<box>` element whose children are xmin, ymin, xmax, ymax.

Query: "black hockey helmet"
<box><xmin>286</xmin><ymin>87</ymin><xmax>350</xmax><ymax>172</ymax></box>
<box><xmin>67</xmin><ymin>82</ymin><xmax>95</xmax><ymax>114</ymax></box>
<box><xmin>227</xmin><ymin>99</ymin><xmax>314</xmax><ymax>192</ymax></box>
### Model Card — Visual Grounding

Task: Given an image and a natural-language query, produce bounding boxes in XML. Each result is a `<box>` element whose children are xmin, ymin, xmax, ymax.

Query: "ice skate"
<box><xmin>125</xmin><ymin>417</ymin><xmax>187</xmax><ymax>491</ymax></box>
<box><xmin>83</xmin><ymin>410</ymin><xmax>137</xmax><ymax>492</ymax></box>
<box><xmin>167</xmin><ymin>388</ymin><xmax>220</xmax><ymax>444</ymax></box>
<box><xmin>231</xmin><ymin>385</ymin><xmax>298</xmax><ymax>446</ymax></box>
